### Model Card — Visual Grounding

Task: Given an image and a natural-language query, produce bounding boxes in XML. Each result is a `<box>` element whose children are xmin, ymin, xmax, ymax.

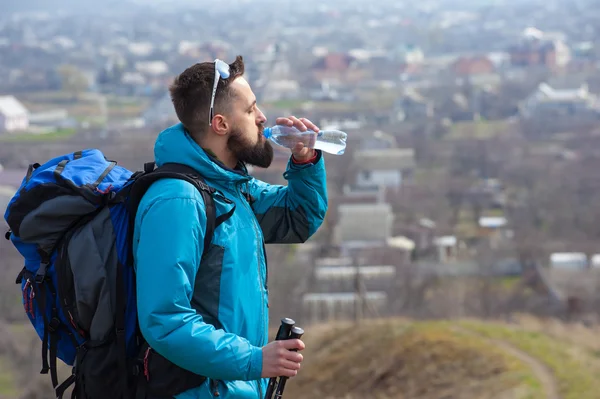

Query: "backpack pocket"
<box><xmin>136</xmin><ymin>342</ymin><xmax>207</xmax><ymax>398</ymax></box>
<box><xmin>77</xmin><ymin>334</ymin><xmax>136</xmax><ymax>399</ymax></box>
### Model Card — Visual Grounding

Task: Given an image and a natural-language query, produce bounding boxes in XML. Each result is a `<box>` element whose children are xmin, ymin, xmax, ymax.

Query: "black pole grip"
<box><xmin>264</xmin><ymin>318</ymin><xmax>295</xmax><ymax>399</ymax></box>
<box><xmin>275</xmin><ymin>318</ymin><xmax>295</xmax><ymax>341</ymax></box>
<box><xmin>273</xmin><ymin>326</ymin><xmax>304</xmax><ymax>399</ymax></box>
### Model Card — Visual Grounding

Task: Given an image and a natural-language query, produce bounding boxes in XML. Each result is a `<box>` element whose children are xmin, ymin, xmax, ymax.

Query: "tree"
<box><xmin>57</xmin><ymin>64</ymin><xmax>89</xmax><ymax>101</ymax></box>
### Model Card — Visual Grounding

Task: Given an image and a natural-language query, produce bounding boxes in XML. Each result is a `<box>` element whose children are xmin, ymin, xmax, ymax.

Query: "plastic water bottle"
<box><xmin>263</xmin><ymin>125</ymin><xmax>347</xmax><ymax>155</ymax></box>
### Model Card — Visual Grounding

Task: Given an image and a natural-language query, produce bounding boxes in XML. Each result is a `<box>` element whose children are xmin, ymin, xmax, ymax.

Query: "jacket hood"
<box><xmin>154</xmin><ymin>123</ymin><xmax>250</xmax><ymax>185</ymax></box>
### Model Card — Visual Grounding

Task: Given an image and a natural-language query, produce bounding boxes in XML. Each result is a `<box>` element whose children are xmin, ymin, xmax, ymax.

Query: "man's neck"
<box><xmin>193</xmin><ymin>136</ymin><xmax>238</xmax><ymax>170</ymax></box>
<box><xmin>204</xmin><ymin>146</ymin><xmax>238</xmax><ymax>170</ymax></box>
<box><xmin>188</xmin><ymin>128</ymin><xmax>239</xmax><ymax>170</ymax></box>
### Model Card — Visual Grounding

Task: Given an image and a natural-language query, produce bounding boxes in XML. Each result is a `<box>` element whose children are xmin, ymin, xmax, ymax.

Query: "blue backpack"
<box><xmin>3</xmin><ymin>149</ymin><xmax>235</xmax><ymax>399</ymax></box>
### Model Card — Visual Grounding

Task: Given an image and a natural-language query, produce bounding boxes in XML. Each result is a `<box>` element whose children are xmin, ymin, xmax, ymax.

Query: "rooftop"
<box><xmin>0</xmin><ymin>96</ymin><xmax>28</xmax><ymax>117</ymax></box>
<box><xmin>352</xmin><ymin>148</ymin><xmax>416</xmax><ymax>171</ymax></box>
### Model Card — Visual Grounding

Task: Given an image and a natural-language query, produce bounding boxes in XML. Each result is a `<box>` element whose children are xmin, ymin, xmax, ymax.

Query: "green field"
<box><xmin>0</xmin><ymin>128</ymin><xmax>77</xmax><ymax>142</ymax></box>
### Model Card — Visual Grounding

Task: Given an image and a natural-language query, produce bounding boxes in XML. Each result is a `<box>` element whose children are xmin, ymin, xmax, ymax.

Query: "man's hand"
<box><xmin>261</xmin><ymin>338</ymin><xmax>305</xmax><ymax>378</ymax></box>
<box><xmin>275</xmin><ymin>115</ymin><xmax>319</xmax><ymax>162</ymax></box>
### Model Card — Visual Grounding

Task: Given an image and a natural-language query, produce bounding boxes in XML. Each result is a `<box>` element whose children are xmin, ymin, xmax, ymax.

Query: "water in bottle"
<box><xmin>263</xmin><ymin>125</ymin><xmax>347</xmax><ymax>155</ymax></box>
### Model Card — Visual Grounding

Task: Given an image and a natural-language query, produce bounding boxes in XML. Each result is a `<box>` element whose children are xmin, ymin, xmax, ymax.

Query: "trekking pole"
<box><xmin>273</xmin><ymin>326</ymin><xmax>304</xmax><ymax>399</ymax></box>
<box><xmin>264</xmin><ymin>318</ymin><xmax>295</xmax><ymax>399</ymax></box>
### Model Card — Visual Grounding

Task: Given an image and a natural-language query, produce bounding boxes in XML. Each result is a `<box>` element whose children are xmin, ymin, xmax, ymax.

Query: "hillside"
<box><xmin>282</xmin><ymin>317</ymin><xmax>600</xmax><ymax>399</ymax></box>
<box><xmin>2</xmin><ymin>317</ymin><xmax>600</xmax><ymax>398</ymax></box>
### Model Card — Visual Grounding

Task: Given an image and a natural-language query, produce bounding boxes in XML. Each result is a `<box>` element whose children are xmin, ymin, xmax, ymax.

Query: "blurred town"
<box><xmin>0</xmin><ymin>0</ymin><xmax>600</xmax><ymax>399</ymax></box>
<box><xmin>2</xmin><ymin>0</ymin><xmax>600</xmax><ymax>396</ymax></box>
<box><xmin>2</xmin><ymin>0</ymin><xmax>600</xmax><ymax>324</ymax></box>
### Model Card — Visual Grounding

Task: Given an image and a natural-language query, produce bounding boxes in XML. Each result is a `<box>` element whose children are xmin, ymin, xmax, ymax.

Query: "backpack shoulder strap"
<box><xmin>127</xmin><ymin>162</ymin><xmax>235</xmax><ymax>251</ymax></box>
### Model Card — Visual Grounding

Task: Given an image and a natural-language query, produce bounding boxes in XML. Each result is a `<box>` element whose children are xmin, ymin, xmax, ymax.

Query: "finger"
<box><xmin>275</xmin><ymin>117</ymin><xmax>293</xmax><ymax>126</ymax></box>
<box><xmin>283</xmin><ymin>351</ymin><xmax>303</xmax><ymax>363</ymax></box>
<box><xmin>300</xmin><ymin>118</ymin><xmax>319</xmax><ymax>132</ymax></box>
<box><xmin>288</xmin><ymin>115</ymin><xmax>307</xmax><ymax>131</ymax></box>
<box><xmin>280</xmin><ymin>358</ymin><xmax>302</xmax><ymax>370</ymax></box>
<box><xmin>278</xmin><ymin>367</ymin><xmax>298</xmax><ymax>378</ymax></box>
<box><xmin>281</xmin><ymin>338</ymin><xmax>305</xmax><ymax>351</ymax></box>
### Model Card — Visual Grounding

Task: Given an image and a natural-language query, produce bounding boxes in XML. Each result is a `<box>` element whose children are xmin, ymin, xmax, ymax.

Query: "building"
<box><xmin>0</xmin><ymin>95</ymin><xmax>29</xmax><ymax>133</ymax></box>
<box><xmin>451</xmin><ymin>56</ymin><xmax>495</xmax><ymax>76</ymax></box>
<box><xmin>393</xmin><ymin>89</ymin><xmax>435</xmax><ymax>122</ymax></box>
<box><xmin>508</xmin><ymin>27</ymin><xmax>571</xmax><ymax>69</ymax></box>
<box><xmin>519</xmin><ymin>82</ymin><xmax>600</xmax><ymax>129</ymax></box>
<box><xmin>350</xmin><ymin>148</ymin><xmax>415</xmax><ymax>191</ymax></box>
<box><xmin>333</xmin><ymin>202</ymin><xmax>394</xmax><ymax>245</ymax></box>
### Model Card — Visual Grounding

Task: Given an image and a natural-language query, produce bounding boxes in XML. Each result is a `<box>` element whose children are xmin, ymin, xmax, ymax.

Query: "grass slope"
<box><xmin>0</xmin><ymin>358</ymin><xmax>17</xmax><ymax>398</ymax></box>
<box><xmin>458</xmin><ymin>319</ymin><xmax>600</xmax><ymax>399</ymax></box>
<box><xmin>283</xmin><ymin>319</ymin><xmax>543</xmax><ymax>399</ymax></box>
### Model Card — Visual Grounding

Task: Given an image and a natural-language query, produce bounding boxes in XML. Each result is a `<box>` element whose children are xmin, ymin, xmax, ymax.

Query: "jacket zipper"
<box><xmin>237</xmin><ymin>180</ymin><xmax>265</xmax><ymax>399</ymax></box>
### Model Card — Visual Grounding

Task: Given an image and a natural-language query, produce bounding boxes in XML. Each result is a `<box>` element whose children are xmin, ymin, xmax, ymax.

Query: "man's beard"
<box><xmin>227</xmin><ymin>124</ymin><xmax>274</xmax><ymax>169</ymax></box>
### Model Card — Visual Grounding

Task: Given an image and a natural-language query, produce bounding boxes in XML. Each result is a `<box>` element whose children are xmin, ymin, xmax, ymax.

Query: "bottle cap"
<box><xmin>262</xmin><ymin>127</ymin><xmax>272</xmax><ymax>139</ymax></box>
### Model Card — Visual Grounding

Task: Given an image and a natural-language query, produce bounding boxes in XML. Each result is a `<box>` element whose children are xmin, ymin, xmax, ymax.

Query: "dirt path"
<box><xmin>453</xmin><ymin>325</ymin><xmax>561</xmax><ymax>399</ymax></box>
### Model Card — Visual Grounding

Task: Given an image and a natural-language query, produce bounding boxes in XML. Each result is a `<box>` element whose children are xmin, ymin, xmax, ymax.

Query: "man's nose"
<box><xmin>257</xmin><ymin>108</ymin><xmax>267</xmax><ymax>124</ymax></box>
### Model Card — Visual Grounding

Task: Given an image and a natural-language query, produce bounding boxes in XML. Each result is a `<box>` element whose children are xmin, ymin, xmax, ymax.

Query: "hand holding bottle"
<box><xmin>272</xmin><ymin>116</ymin><xmax>319</xmax><ymax>162</ymax></box>
<box><xmin>264</xmin><ymin>116</ymin><xmax>347</xmax><ymax>156</ymax></box>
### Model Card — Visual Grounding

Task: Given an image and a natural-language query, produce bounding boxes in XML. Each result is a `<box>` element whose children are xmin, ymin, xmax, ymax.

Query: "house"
<box><xmin>259</xmin><ymin>79</ymin><xmax>301</xmax><ymax>102</ymax></box>
<box><xmin>300</xmin><ymin>237</ymin><xmax>414</xmax><ymax>324</ymax></box>
<box><xmin>396</xmin><ymin>218</ymin><xmax>437</xmax><ymax>253</ymax></box>
<box><xmin>333</xmin><ymin>202</ymin><xmax>394</xmax><ymax>245</ymax></box>
<box><xmin>519</xmin><ymin>82</ymin><xmax>600</xmax><ymax>129</ymax></box>
<box><xmin>134</xmin><ymin>61</ymin><xmax>170</xmax><ymax>77</ymax></box>
<box><xmin>451</xmin><ymin>56</ymin><xmax>495</xmax><ymax>76</ymax></box>
<box><xmin>466</xmin><ymin>178</ymin><xmax>506</xmax><ymax>209</ymax></box>
<box><xmin>549</xmin><ymin>252</ymin><xmax>587</xmax><ymax>269</ymax></box>
<box><xmin>508</xmin><ymin>27</ymin><xmax>571</xmax><ymax>69</ymax></box>
<box><xmin>0</xmin><ymin>95</ymin><xmax>29</xmax><ymax>133</ymax></box>
<box><xmin>359</xmin><ymin>130</ymin><xmax>397</xmax><ymax>150</ymax></box>
<box><xmin>351</xmin><ymin>148</ymin><xmax>415</xmax><ymax>191</ymax></box>
<box><xmin>478</xmin><ymin>216</ymin><xmax>507</xmax><ymax>230</ymax></box>
<box><xmin>311</xmin><ymin>52</ymin><xmax>367</xmax><ymax>82</ymax></box>
<box><xmin>433</xmin><ymin>235</ymin><xmax>459</xmax><ymax>263</ymax></box>
<box><xmin>301</xmin><ymin>291</ymin><xmax>388</xmax><ymax>324</ymax></box>
<box><xmin>478</xmin><ymin>216</ymin><xmax>511</xmax><ymax>248</ymax></box>
<box><xmin>393</xmin><ymin>89</ymin><xmax>435</xmax><ymax>122</ymax></box>
<box><xmin>547</xmin><ymin>252</ymin><xmax>598</xmax><ymax>300</ymax></box>
<box><xmin>394</xmin><ymin>44</ymin><xmax>424</xmax><ymax>66</ymax></box>
<box><xmin>590</xmin><ymin>255</ymin><xmax>600</xmax><ymax>269</ymax></box>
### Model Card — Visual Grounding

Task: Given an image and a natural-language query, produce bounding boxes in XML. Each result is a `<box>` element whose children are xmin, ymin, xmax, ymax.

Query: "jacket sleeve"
<box><xmin>134</xmin><ymin>192</ymin><xmax>263</xmax><ymax>381</ymax></box>
<box><xmin>248</xmin><ymin>150</ymin><xmax>328</xmax><ymax>244</ymax></box>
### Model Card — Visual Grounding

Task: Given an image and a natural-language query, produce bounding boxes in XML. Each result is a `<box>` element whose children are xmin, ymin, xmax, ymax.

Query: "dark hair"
<box><xmin>169</xmin><ymin>55</ymin><xmax>245</xmax><ymax>134</ymax></box>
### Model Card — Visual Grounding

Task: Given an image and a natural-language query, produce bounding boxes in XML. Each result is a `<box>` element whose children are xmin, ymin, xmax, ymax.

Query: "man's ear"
<box><xmin>211</xmin><ymin>114</ymin><xmax>229</xmax><ymax>136</ymax></box>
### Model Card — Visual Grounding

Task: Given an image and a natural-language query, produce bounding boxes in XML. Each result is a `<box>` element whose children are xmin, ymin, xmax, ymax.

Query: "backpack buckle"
<box><xmin>144</xmin><ymin>162</ymin><xmax>156</xmax><ymax>174</ymax></box>
<box><xmin>48</xmin><ymin>317</ymin><xmax>61</xmax><ymax>333</ymax></box>
<box><xmin>196</xmin><ymin>179</ymin><xmax>216</xmax><ymax>194</ymax></box>
<box><xmin>35</xmin><ymin>272</ymin><xmax>46</xmax><ymax>284</ymax></box>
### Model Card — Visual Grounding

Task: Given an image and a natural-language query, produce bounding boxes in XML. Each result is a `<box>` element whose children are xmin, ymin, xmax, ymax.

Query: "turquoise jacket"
<box><xmin>133</xmin><ymin>123</ymin><xmax>328</xmax><ymax>399</ymax></box>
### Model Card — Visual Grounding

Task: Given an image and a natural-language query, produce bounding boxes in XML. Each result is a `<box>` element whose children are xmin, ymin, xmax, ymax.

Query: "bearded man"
<box><xmin>132</xmin><ymin>55</ymin><xmax>328</xmax><ymax>399</ymax></box>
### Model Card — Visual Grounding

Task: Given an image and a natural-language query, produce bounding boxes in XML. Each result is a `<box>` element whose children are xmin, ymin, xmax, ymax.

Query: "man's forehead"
<box><xmin>230</xmin><ymin>77</ymin><xmax>254</xmax><ymax>102</ymax></box>
<box><xmin>230</xmin><ymin>76</ymin><xmax>252</xmax><ymax>96</ymax></box>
